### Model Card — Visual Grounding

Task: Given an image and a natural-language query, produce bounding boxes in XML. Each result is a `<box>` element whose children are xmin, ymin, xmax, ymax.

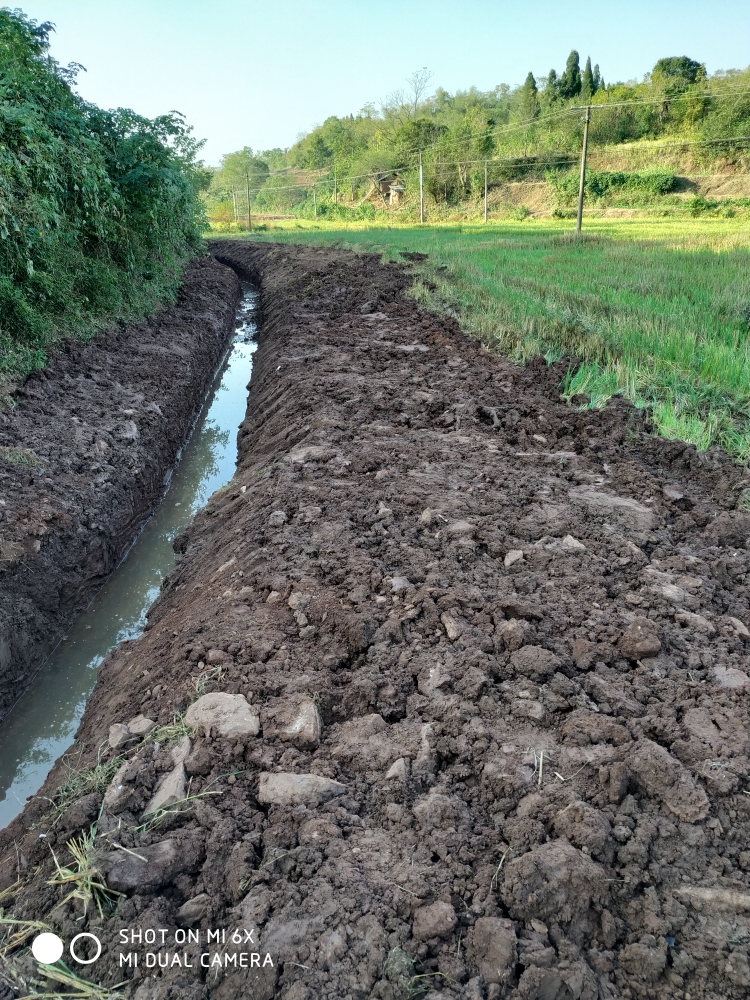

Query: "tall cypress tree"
<box><xmin>581</xmin><ymin>57</ymin><xmax>595</xmax><ymax>100</ymax></box>
<box><xmin>559</xmin><ymin>50</ymin><xmax>582</xmax><ymax>100</ymax></box>
<box><xmin>519</xmin><ymin>72</ymin><xmax>540</xmax><ymax>120</ymax></box>
<box><xmin>593</xmin><ymin>64</ymin><xmax>601</xmax><ymax>91</ymax></box>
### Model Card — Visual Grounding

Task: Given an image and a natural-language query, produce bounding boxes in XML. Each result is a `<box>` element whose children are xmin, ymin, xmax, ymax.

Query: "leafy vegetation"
<box><xmin>205</xmin><ymin>49</ymin><xmax>750</xmax><ymax>222</ymax></box>
<box><xmin>218</xmin><ymin>218</ymin><xmax>750</xmax><ymax>461</ymax></box>
<box><xmin>0</xmin><ymin>8</ymin><xmax>206</xmax><ymax>388</ymax></box>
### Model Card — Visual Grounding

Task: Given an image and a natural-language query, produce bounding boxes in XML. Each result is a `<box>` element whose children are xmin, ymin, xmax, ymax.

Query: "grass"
<box><xmin>49</xmin><ymin>714</ymin><xmax>194</xmax><ymax>820</ymax></box>
<box><xmin>0</xmin><ymin>914</ymin><xmax>125</xmax><ymax>999</ymax></box>
<box><xmin>210</xmin><ymin>216</ymin><xmax>750</xmax><ymax>462</ymax></box>
<box><xmin>0</xmin><ymin>446</ymin><xmax>44</xmax><ymax>468</ymax></box>
<box><xmin>47</xmin><ymin>825</ymin><xmax>123</xmax><ymax>919</ymax></box>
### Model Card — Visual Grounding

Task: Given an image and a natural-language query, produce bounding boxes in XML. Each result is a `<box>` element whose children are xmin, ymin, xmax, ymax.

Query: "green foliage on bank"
<box><xmin>551</xmin><ymin>169</ymin><xmax>680</xmax><ymax>206</ymax></box>
<box><xmin>0</xmin><ymin>8</ymin><xmax>206</xmax><ymax>387</ymax></box>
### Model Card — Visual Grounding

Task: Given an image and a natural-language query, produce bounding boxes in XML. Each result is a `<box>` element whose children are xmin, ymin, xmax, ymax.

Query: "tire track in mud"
<box><xmin>2</xmin><ymin>242</ymin><xmax>750</xmax><ymax>1000</ymax></box>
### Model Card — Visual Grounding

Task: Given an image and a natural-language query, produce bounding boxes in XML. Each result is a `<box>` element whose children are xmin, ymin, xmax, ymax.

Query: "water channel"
<box><xmin>0</xmin><ymin>286</ymin><xmax>257</xmax><ymax>828</ymax></box>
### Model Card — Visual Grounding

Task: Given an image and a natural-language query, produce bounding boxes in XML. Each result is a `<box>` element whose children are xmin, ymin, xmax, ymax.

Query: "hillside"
<box><xmin>204</xmin><ymin>53</ymin><xmax>750</xmax><ymax>227</ymax></box>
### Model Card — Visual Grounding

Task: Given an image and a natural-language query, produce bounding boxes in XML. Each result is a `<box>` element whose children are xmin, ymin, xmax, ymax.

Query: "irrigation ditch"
<box><xmin>1</xmin><ymin>241</ymin><xmax>750</xmax><ymax>1000</ymax></box>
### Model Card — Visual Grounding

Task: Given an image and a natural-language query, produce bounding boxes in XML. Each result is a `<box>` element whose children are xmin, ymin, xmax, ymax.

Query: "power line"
<box><xmin>224</xmin><ymin>134</ymin><xmax>750</xmax><ymax>200</ymax></box>
<box><xmin>233</xmin><ymin>84</ymin><xmax>750</xmax><ymax>183</ymax></box>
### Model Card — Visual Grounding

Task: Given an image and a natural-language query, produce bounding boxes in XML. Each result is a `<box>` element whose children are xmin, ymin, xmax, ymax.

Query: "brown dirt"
<box><xmin>0</xmin><ymin>256</ymin><xmax>241</xmax><ymax>720</ymax></box>
<box><xmin>2</xmin><ymin>241</ymin><xmax>750</xmax><ymax>1000</ymax></box>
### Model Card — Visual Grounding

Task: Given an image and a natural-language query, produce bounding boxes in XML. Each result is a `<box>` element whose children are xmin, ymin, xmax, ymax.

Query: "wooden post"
<box><xmin>576</xmin><ymin>106</ymin><xmax>591</xmax><ymax>235</ymax></box>
<box><xmin>313</xmin><ymin>184</ymin><xmax>317</xmax><ymax>220</ymax></box>
<box><xmin>232</xmin><ymin>188</ymin><xmax>237</xmax><ymax>223</ymax></box>
<box><xmin>334</xmin><ymin>171</ymin><xmax>337</xmax><ymax>205</ymax></box>
<box><xmin>484</xmin><ymin>160</ymin><xmax>488</xmax><ymax>223</ymax></box>
<box><xmin>246</xmin><ymin>173</ymin><xmax>252</xmax><ymax>232</ymax></box>
<box><xmin>419</xmin><ymin>151</ymin><xmax>424</xmax><ymax>224</ymax></box>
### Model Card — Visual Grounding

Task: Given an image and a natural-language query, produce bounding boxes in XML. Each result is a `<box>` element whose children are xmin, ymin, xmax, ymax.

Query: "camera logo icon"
<box><xmin>32</xmin><ymin>932</ymin><xmax>102</xmax><ymax>965</ymax></box>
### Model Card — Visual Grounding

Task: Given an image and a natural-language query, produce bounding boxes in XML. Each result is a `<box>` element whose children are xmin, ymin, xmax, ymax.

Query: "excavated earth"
<box><xmin>0</xmin><ymin>256</ymin><xmax>241</xmax><ymax>720</ymax></box>
<box><xmin>2</xmin><ymin>241</ymin><xmax>750</xmax><ymax>1000</ymax></box>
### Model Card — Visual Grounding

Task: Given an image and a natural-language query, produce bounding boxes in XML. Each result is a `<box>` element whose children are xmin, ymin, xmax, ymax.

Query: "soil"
<box><xmin>0</xmin><ymin>257</ymin><xmax>241</xmax><ymax>721</ymax></box>
<box><xmin>2</xmin><ymin>241</ymin><xmax>750</xmax><ymax>1000</ymax></box>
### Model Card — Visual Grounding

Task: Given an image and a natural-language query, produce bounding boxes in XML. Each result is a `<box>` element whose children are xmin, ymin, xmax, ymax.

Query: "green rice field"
<box><xmin>213</xmin><ymin>217</ymin><xmax>750</xmax><ymax>462</ymax></box>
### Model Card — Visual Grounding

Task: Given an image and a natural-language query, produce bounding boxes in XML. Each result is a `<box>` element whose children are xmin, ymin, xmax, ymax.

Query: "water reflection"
<box><xmin>0</xmin><ymin>289</ymin><xmax>257</xmax><ymax>827</ymax></box>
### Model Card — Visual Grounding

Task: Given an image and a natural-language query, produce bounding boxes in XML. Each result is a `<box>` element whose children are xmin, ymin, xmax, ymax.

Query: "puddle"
<box><xmin>0</xmin><ymin>286</ymin><xmax>257</xmax><ymax>828</ymax></box>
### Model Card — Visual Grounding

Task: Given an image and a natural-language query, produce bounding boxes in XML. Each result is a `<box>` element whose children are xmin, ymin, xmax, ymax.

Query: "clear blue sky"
<box><xmin>16</xmin><ymin>0</ymin><xmax>750</xmax><ymax>166</ymax></box>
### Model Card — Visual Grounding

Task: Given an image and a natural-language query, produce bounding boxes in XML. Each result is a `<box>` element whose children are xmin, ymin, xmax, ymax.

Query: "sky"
<box><xmin>15</xmin><ymin>0</ymin><xmax>750</xmax><ymax>166</ymax></box>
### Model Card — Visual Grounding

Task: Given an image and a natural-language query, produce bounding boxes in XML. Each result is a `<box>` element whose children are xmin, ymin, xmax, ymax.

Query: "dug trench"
<box><xmin>0</xmin><ymin>256</ymin><xmax>242</xmax><ymax>722</ymax></box>
<box><xmin>2</xmin><ymin>241</ymin><xmax>750</xmax><ymax>1000</ymax></box>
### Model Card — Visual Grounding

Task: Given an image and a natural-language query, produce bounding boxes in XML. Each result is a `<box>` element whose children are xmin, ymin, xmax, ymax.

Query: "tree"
<box><xmin>545</xmin><ymin>68</ymin><xmax>559</xmax><ymax>100</ymax></box>
<box><xmin>559</xmin><ymin>50</ymin><xmax>582</xmax><ymax>100</ymax></box>
<box><xmin>393</xmin><ymin>118</ymin><xmax>446</xmax><ymax>157</ymax></box>
<box><xmin>518</xmin><ymin>72</ymin><xmax>540</xmax><ymax>121</ymax></box>
<box><xmin>209</xmin><ymin>147</ymin><xmax>269</xmax><ymax>199</ymax></box>
<box><xmin>581</xmin><ymin>57</ymin><xmax>595</xmax><ymax>101</ymax></box>
<box><xmin>652</xmin><ymin>56</ymin><xmax>707</xmax><ymax>90</ymax></box>
<box><xmin>592</xmin><ymin>64</ymin><xmax>601</xmax><ymax>92</ymax></box>
<box><xmin>406</xmin><ymin>67</ymin><xmax>434</xmax><ymax>116</ymax></box>
<box><xmin>379</xmin><ymin>68</ymin><xmax>434</xmax><ymax>142</ymax></box>
<box><xmin>304</xmin><ymin>134</ymin><xmax>331</xmax><ymax>170</ymax></box>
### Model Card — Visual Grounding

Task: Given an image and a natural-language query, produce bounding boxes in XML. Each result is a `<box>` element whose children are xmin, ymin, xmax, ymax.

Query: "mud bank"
<box><xmin>0</xmin><ymin>257</ymin><xmax>241</xmax><ymax>722</ymax></box>
<box><xmin>2</xmin><ymin>242</ymin><xmax>750</xmax><ymax>1000</ymax></box>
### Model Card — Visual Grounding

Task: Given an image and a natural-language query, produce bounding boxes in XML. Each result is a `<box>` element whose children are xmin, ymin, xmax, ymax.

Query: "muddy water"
<box><xmin>0</xmin><ymin>288</ymin><xmax>257</xmax><ymax>827</ymax></box>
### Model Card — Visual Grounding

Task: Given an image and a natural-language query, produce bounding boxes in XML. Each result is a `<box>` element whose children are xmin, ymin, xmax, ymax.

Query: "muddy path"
<box><xmin>0</xmin><ymin>257</ymin><xmax>241</xmax><ymax>721</ymax></box>
<box><xmin>2</xmin><ymin>241</ymin><xmax>750</xmax><ymax>1000</ymax></box>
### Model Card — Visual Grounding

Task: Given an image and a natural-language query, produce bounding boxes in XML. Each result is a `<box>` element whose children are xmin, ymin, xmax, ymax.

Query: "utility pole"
<box><xmin>576</xmin><ymin>107</ymin><xmax>590</xmax><ymax>235</ymax></box>
<box><xmin>484</xmin><ymin>160</ymin><xmax>488</xmax><ymax>223</ymax></box>
<box><xmin>419</xmin><ymin>150</ymin><xmax>424</xmax><ymax>224</ymax></box>
<box><xmin>572</xmin><ymin>104</ymin><xmax>604</xmax><ymax>234</ymax></box>
<box><xmin>245</xmin><ymin>173</ymin><xmax>252</xmax><ymax>233</ymax></box>
<box><xmin>313</xmin><ymin>183</ymin><xmax>317</xmax><ymax>220</ymax></box>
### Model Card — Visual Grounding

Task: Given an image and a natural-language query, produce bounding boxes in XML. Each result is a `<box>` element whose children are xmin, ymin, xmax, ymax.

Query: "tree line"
<box><xmin>205</xmin><ymin>51</ymin><xmax>749</xmax><ymax>217</ymax></box>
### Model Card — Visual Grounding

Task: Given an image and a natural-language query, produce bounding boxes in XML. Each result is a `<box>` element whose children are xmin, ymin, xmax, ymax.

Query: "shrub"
<box><xmin>0</xmin><ymin>10</ymin><xmax>206</xmax><ymax>385</ymax></box>
<box><xmin>550</xmin><ymin>169</ymin><xmax>678</xmax><ymax>207</ymax></box>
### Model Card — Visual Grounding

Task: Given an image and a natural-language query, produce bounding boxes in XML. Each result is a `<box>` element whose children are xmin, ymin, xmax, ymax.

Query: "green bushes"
<box><xmin>299</xmin><ymin>200</ymin><xmax>376</xmax><ymax>222</ymax></box>
<box><xmin>0</xmin><ymin>10</ymin><xmax>206</xmax><ymax>386</ymax></box>
<box><xmin>550</xmin><ymin>169</ymin><xmax>678</xmax><ymax>207</ymax></box>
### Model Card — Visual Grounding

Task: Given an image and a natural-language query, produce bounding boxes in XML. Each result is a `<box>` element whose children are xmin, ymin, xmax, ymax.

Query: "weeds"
<box><xmin>490</xmin><ymin>848</ymin><xmax>511</xmax><ymax>891</ymax></box>
<box><xmin>0</xmin><ymin>447</ymin><xmax>43</xmax><ymax>468</ymax></box>
<box><xmin>409</xmin><ymin>972</ymin><xmax>459</xmax><ymax>994</ymax></box>
<box><xmin>48</xmin><ymin>714</ymin><xmax>194</xmax><ymax>821</ymax></box>
<box><xmin>136</xmin><ymin>788</ymin><xmax>222</xmax><ymax>832</ymax></box>
<box><xmin>47</xmin><ymin>826</ymin><xmax>122</xmax><ymax>919</ymax></box>
<box><xmin>0</xmin><ymin>915</ymin><xmax>126</xmax><ymax>1000</ymax></box>
<box><xmin>0</xmin><ymin>914</ymin><xmax>51</xmax><ymax>955</ymax></box>
<box><xmin>193</xmin><ymin>665</ymin><xmax>224</xmax><ymax>698</ymax></box>
<box><xmin>0</xmin><ymin>934</ymin><xmax>126</xmax><ymax>1000</ymax></box>
<box><xmin>52</xmin><ymin>750</ymin><xmax>124</xmax><ymax>819</ymax></box>
<box><xmin>17</xmin><ymin>962</ymin><xmax>127</xmax><ymax>1000</ymax></box>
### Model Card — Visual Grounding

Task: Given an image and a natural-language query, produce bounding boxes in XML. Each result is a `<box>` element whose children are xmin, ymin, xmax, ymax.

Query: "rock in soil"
<box><xmin>2</xmin><ymin>241</ymin><xmax>750</xmax><ymax>1000</ymax></box>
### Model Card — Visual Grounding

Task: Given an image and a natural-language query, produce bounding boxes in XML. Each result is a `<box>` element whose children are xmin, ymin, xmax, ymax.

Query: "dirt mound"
<box><xmin>0</xmin><ymin>257</ymin><xmax>240</xmax><ymax>721</ymax></box>
<box><xmin>2</xmin><ymin>241</ymin><xmax>750</xmax><ymax>1000</ymax></box>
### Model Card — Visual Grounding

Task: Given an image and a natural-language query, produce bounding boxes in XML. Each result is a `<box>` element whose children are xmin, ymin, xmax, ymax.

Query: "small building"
<box><xmin>376</xmin><ymin>175</ymin><xmax>406</xmax><ymax>205</ymax></box>
<box><xmin>389</xmin><ymin>183</ymin><xmax>405</xmax><ymax>206</ymax></box>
